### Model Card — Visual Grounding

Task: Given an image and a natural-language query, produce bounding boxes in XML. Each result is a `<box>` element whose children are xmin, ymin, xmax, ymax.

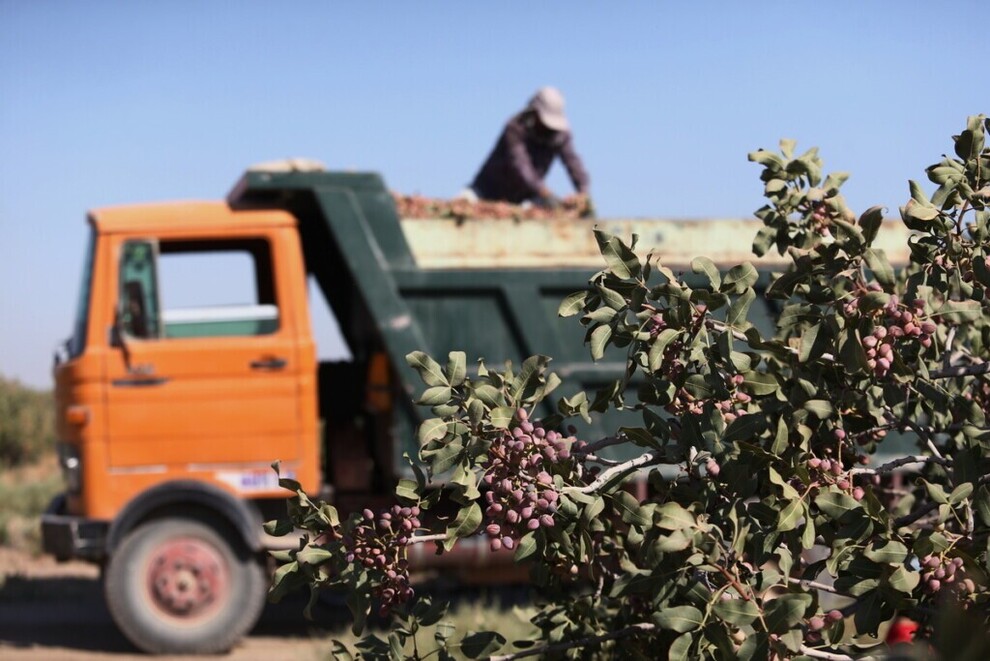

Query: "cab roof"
<box><xmin>88</xmin><ymin>201</ymin><xmax>296</xmax><ymax>234</ymax></box>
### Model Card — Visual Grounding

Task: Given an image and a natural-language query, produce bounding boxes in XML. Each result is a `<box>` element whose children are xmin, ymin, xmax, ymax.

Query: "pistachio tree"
<box><xmin>269</xmin><ymin>115</ymin><xmax>990</xmax><ymax>660</ymax></box>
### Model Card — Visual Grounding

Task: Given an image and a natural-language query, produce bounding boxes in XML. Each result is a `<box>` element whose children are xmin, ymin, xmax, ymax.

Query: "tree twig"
<box><xmin>849</xmin><ymin>454</ymin><xmax>951</xmax><ymax>477</ymax></box>
<box><xmin>788</xmin><ymin>577</ymin><xmax>841</xmax><ymax>595</ymax></box>
<box><xmin>930</xmin><ymin>360</ymin><xmax>990</xmax><ymax>379</ymax></box>
<box><xmin>489</xmin><ymin>623</ymin><xmax>656</xmax><ymax>661</ymax></box>
<box><xmin>564</xmin><ymin>452</ymin><xmax>666</xmax><ymax>494</ymax></box>
<box><xmin>799</xmin><ymin>645</ymin><xmax>854</xmax><ymax>660</ymax></box>
<box><xmin>894</xmin><ymin>501</ymin><xmax>940</xmax><ymax>529</ymax></box>
<box><xmin>405</xmin><ymin>533</ymin><xmax>448</xmax><ymax>546</ymax></box>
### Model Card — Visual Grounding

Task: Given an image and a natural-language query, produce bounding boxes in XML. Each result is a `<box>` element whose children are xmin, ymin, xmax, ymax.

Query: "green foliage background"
<box><xmin>0</xmin><ymin>374</ymin><xmax>55</xmax><ymax>469</ymax></box>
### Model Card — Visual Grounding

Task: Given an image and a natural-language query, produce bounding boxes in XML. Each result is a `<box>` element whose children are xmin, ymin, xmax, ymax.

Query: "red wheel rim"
<box><xmin>144</xmin><ymin>536</ymin><xmax>231</xmax><ymax>622</ymax></box>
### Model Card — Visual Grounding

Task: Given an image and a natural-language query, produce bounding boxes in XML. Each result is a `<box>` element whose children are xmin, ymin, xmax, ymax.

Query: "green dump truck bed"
<box><xmin>227</xmin><ymin>164</ymin><xmax>914</xmax><ymax>467</ymax></box>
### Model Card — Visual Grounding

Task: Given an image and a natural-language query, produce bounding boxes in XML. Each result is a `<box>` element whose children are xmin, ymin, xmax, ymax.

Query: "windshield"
<box><xmin>67</xmin><ymin>227</ymin><xmax>95</xmax><ymax>358</ymax></box>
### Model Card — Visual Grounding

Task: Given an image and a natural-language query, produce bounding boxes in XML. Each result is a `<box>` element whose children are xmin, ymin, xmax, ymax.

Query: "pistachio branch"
<box><xmin>405</xmin><ymin>533</ymin><xmax>448</xmax><ymax>546</ymax></box>
<box><xmin>563</xmin><ymin>452</ymin><xmax>667</xmax><ymax>494</ymax></box>
<box><xmin>799</xmin><ymin>646</ymin><xmax>854</xmax><ymax>661</ymax></box>
<box><xmin>849</xmin><ymin>454</ymin><xmax>951</xmax><ymax>477</ymax></box>
<box><xmin>489</xmin><ymin>623</ymin><xmax>656</xmax><ymax>661</ymax></box>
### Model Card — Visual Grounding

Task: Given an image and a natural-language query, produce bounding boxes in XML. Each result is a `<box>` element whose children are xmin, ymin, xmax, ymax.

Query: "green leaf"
<box><xmin>418</xmin><ymin>385</ymin><xmax>453</xmax><ymax>406</ymax></box>
<box><xmin>653</xmin><ymin>605</ymin><xmax>704</xmax><ymax>633</ymax></box>
<box><xmin>713</xmin><ymin>598</ymin><xmax>760</xmax><ymax>626</ymax></box>
<box><xmin>583</xmin><ymin>496</ymin><xmax>606</xmax><ymax>523</ymax></box>
<box><xmin>814</xmin><ymin>491</ymin><xmax>861</xmax><ymax>520</ymax></box>
<box><xmin>490</xmin><ymin>406</ymin><xmax>515</xmax><ymax>429</ymax></box>
<box><xmin>329</xmin><ymin>640</ymin><xmax>355</xmax><ymax>661</ymax></box>
<box><xmin>614</xmin><ymin>490</ymin><xmax>650</xmax><ymax>529</ymax></box>
<box><xmin>727</xmin><ymin>287</ymin><xmax>755</xmax><ymax>328</ymax></box>
<box><xmin>777</xmin><ymin>499</ymin><xmax>805</xmax><ymax>532</ymax></box>
<box><xmin>863</xmin><ymin>540</ymin><xmax>908</xmax><ymax>564</ymax></box>
<box><xmin>395</xmin><ymin>478</ymin><xmax>419</xmax><ymax>501</ymax></box>
<box><xmin>798</xmin><ymin>324</ymin><xmax>824</xmax><ymax>363</ymax></box>
<box><xmin>590</xmin><ymin>324</ymin><xmax>612</xmax><ymax>361</ymax></box>
<box><xmin>418</xmin><ymin>418</ymin><xmax>449</xmax><ymax>445</ymax></box>
<box><xmin>514</xmin><ymin>532</ymin><xmax>538</xmax><ymax>562</ymax></box>
<box><xmin>648</xmin><ymin>328</ymin><xmax>681</xmax><ymax>373</ymax></box>
<box><xmin>764</xmin><ymin>593</ymin><xmax>813</xmax><ymax>634</ymax></box>
<box><xmin>511</xmin><ymin>355</ymin><xmax>547</xmax><ymax>403</ymax></box>
<box><xmin>584</xmin><ymin>307</ymin><xmax>617</xmax><ymax>323</ymax></box>
<box><xmin>655</xmin><ymin>502</ymin><xmax>696</xmax><ymax>531</ymax></box>
<box><xmin>460</xmin><ymin>631</ymin><xmax>507</xmax><ymax>658</ymax></box>
<box><xmin>910</xmin><ymin>179</ymin><xmax>931</xmax><ymax>205</ymax></box>
<box><xmin>740</xmin><ymin>371</ymin><xmax>779</xmax><ymax>396</ymax></box>
<box><xmin>752</xmin><ymin>225</ymin><xmax>777</xmax><ymax>257</ymax></box>
<box><xmin>975</xmin><ymin>486</ymin><xmax>990</xmax><ymax>526</ymax></box>
<box><xmin>668</xmin><ymin>632</ymin><xmax>694</xmax><ymax>661</ymax></box>
<box><xmin>901</xmin><ymin>198</ymin><xmax>939</xmax><ymax>224</ymax></box>
<box><xmin>888</xmin><ymin>566</ymin><xmax>920</xmax><ymax>594</ymax></box>
<box><xmin>935</xmin><ymin>300</ymin><xmax>982</xmax><ymax>323</ymax></box>
<box><xmin>865</xmin><ymin>248</ymin><xmax>895</xmax><ymax>287</ymax></box>
<box><xmin>655</xmin><ymin>530</ymin><xmax>692</xmax><ymax>552</ymax></box>
<box><xmin>446</xmin><ymin>351</ymin><xmax>467</xmax><ymax>387</ymax></box>
<box><xmin>445</xmin><ymin>502</ymin><xmax>482</xmax><ymax>546</ymax></box>
<box><xmin>803</xmin><ymin>399</ymin><xmax>834</xmax><ymax>419</ymax></box>
<box><xmin>596</xmin><ymin>284</ymin><xmax>627</xmax><ymax>310</ymax></box>
<box><xmin>949</xmin><ymin>482</ymin><xmax>974</xmax><ymax>504</ymax></box>
<box><xmin>594</xmin><ymin>229</ymin><xmax>642</xmax><ymax>279</ymax></box>
<box><xmin>406</xmin><ymin>351</ymin><xmax>449</xmax><ymax>387</ymax></box>
<box><xmin>263</xmin><ymin>517</ymin><xmax>295</xmax><ymax>536</ymax></box>
<box><xmin>748</xmin><ymin>148</ymin><xmax>785</xmax><ymax>169</ymax></box>
<box><xmin>434</xmin><ymin>621</ymin><xmax>457</xmax><ymax>644</ymax></box>
<box><xmin>388</xmin><ymin>632</ymin><xmax>404</xmax><ymax>659</ymax></box>
<box><xmin>558</xmin><ymin>291</ymin><xmax>588</xmax><ymax>317</ymax></box>
<box><xmin>691</xmin><ymin>256</ymin><xmax>721</xmax><ymax>289</ymax></box>
<box><xmin>858</xmin><ymin>205</ymin><xmax>885</xmax><ymax>243</ymax></box>
<box><xmin>721</xmin><ymin>262</ymin><xmax>759</xmax><ymax>293</ymax></box>
<box><xmin>723</xmin><ymin>413</ymin><xmax>767</xmax><ymax>444</ymax></box>
<box><xmin>412</xmin><ymin>597</ymin><xmax>449</xmax><ymax>626</ymax></box>
<box><xmin>473</xmin><ymin>384</ymin><xmax>502</xmax><ymax>408</ymax></box>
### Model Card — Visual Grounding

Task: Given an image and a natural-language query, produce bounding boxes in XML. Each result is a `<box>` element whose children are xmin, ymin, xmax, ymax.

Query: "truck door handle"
<box><xmin>250</xmin><ymin>356</ymin><xmax>287</xmax><ymax>371</ymax></box>
<box><xmin>112</xmin><ymin>376</ymin><xmax>170</xmax><ymax>388</ymax></box>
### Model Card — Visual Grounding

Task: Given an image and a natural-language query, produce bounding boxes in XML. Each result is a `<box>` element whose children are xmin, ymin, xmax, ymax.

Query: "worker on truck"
<box><xmin>466</xmin><ymin>86</ymin><xmax>590</xmax><ymax>209</ymax></box>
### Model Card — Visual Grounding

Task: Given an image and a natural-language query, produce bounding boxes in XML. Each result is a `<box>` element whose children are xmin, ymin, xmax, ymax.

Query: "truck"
<box><xmin>41</xmin><ymin>161</ymin><xmax>911</xmax><ymax>654</ymax></box>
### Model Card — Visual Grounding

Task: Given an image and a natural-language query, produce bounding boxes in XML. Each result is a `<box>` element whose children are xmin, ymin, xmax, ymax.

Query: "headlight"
<box><xmin>56</xmin><ymin>442</ymin><xmax>82</xmax><ymax>493</ymax></box>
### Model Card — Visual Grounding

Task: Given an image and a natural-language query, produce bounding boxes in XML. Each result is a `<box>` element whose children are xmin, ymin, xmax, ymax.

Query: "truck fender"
<box><xmin>106</xmin><ymin>480</ymin><xmax>264</xmax><ymax>554</ymax></box>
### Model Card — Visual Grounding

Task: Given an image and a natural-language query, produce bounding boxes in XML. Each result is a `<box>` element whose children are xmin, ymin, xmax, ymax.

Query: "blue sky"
<box><xmin>1</xmin><ymin>1</ymin><xmax>985</xmax><ymax>388</ymax></box>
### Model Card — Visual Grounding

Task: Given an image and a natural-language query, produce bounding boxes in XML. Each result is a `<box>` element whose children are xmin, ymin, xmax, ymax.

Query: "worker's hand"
<box><xmin>579</xmin><ymin>194</ymin><xmax>596</xmax><ymax>219</ymax></box>
<box><xmin>535</xmin><ymin>186</ymin><xmax>561</xmax><ymax>210</ymax></box>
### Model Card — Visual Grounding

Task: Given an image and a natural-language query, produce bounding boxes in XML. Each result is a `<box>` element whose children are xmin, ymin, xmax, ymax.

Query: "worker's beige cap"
<box><xmin>528</xmin><ymin>86</ymin><xmax>570</xmax><ymax>132</ymax></box>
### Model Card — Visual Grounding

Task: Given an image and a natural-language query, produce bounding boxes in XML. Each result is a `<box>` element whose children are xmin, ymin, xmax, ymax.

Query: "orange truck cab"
<box><xmin>41</xmin><ymin>162</ymin><xmax>914</xmax><ymax>654</ymax></box>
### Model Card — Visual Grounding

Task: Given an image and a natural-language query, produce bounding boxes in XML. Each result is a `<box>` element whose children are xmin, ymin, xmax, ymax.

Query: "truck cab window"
<box><xmin>118</xmin><ymin>238</ymin><xmax>279</xmax><ymax>340</ymax></box>
<box><xmin>68</xmin><ymin>227</ymin><xmax>96</xmax><ymax>356</ymax></box>
<box><xmin>119</xmin><ymin>240</ymin><xmax>162</xmax><ymax>339</ymax></box>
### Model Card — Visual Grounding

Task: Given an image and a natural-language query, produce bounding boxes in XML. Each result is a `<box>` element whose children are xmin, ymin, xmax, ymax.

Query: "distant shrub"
<box><xmin>0</xmin><ymin>375</ymin><xmax>55</xmax><ymax>468</ymax></box>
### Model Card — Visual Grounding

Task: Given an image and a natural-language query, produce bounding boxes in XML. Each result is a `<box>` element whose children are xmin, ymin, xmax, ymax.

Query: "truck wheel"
<box><xmin>104</xmin><ymin>517</ymin><xmax>267</xmax><ymax>654</ymax></box>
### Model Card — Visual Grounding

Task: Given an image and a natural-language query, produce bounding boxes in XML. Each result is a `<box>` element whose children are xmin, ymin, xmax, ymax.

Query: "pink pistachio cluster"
<box><xmin>843</xmin><ymin>288</ymin><xmax>937</xmax><ymax>378</ymax></box>
<box><xmin>920</xmin><ymin>555</ymin><xmax>973</xmax><ymax>597</ymax></box>
<box><xmin>807</xmin><ymin>609</ymin><xmax>844</xmax><ymax>633</ymax></box>
<box><xmin>347</xmin><ymin>505</ymin><xmax>421</xmax><ymax>615</ymax></box>
<box><xmin>645</xmin><ymin>305</ymin><xmax>754</xmax><ymax>423</ymax></box>
<box><xmin>668</xmin><ymin>372</ymin><xmax>752</xmax><ymax>425</ymax></box>
<box><xmin>805</xmin><ymin>453</ymin><xmax>867</xmax><ymax>501</ymax></box>
<box><xmin>481</xmin><ymin>408</ymin><xmax>574</xmax><ymax>553</ymax></box>
<box><xmin>810</xmin><ymin>201</ymin><xmax>832</xmax><ymax>236</ymax></box>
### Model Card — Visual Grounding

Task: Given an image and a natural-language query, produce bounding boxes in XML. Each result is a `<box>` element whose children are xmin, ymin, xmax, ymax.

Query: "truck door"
<box><xmin>105</xmin><ymin>234</ymin><xmax>304</xmax><ymax>494</ymax></box>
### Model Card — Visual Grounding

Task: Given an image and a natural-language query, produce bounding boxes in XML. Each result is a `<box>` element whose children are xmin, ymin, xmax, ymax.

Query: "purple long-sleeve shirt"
<box><xmin>470</xmin><ymin>111</ymin><xmax>589</xmax><ymax>204</ymax></box>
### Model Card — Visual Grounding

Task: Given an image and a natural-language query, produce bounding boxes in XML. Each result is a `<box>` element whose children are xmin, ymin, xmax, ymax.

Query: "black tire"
<box><xmin>104</xmin><ymin>516</ymin><xmax>267</xmax><ymax>655</ymax></box>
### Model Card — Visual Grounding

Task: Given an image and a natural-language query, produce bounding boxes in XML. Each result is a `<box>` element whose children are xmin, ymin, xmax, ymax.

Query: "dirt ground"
<box><xmin>0</xmin><ymin>547</ymin><xmax>349</xmax><ymax>660</ymax></box>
